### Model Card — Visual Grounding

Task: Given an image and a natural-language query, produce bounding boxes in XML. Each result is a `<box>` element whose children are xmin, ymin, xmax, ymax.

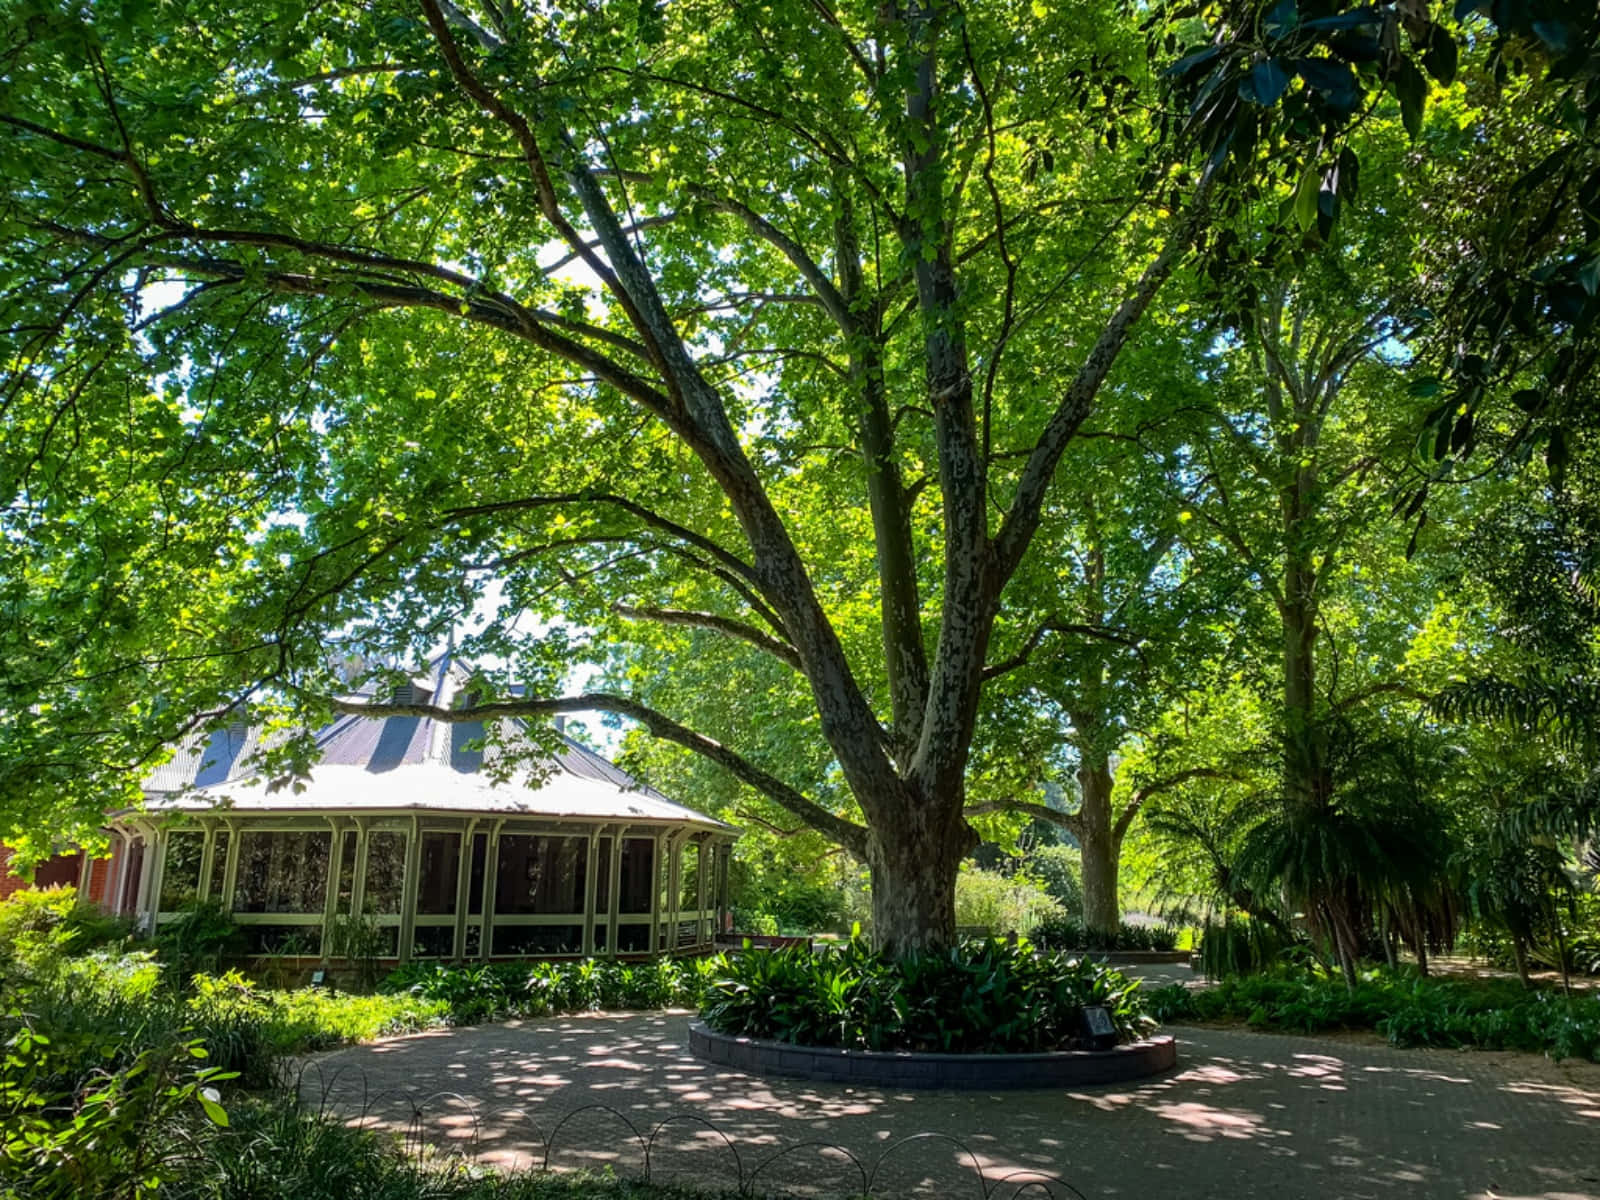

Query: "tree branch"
<box><xmin>328</xmin><ymin>691</ymin><xmax>867</xmax><ymax>854</ymax></box>
<box><xmin>614</xmin><ymin>604</ymin><xmax>803</xmax><ymax>670</ymax></box>
<box><xmin>982</xmin><ymin>618</ymin><xmax>1146</xmax><ymax>680</ymax></box>
<box><xmin>1114</xmin><ymin>767</ymin><xmax>1239</xmax><ymax>843</ymax></box>
<box><xmin>993</xmin><ymin>167</ymin><xmax>1217</xmax><ymax>583</ymax></box>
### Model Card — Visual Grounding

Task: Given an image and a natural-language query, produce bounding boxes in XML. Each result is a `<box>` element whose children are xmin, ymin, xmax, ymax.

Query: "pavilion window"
<box><xmin>233</xmin><ymin>831</ymin><xmax>331</xmax><ymax>914</ymax></box>
<box><xmin>207</xmin><ymin>831</ymin><xmax>230</xmax><ymax>902</ymax></box>
<box><xmin>617</xmin><ymin>838</ymin><xmax>654</xmax><ymax>915</ymax></box>
<box><xmin>119</xmin><ymin>839</ymin><xmax>145</xmax><ymax>914</ymax></box>
<box><xmin>336</xmin><ymin>830</ymin><xmax>357</xmax><ymax>912</ymax></box>
<box><xmin>159</xmin><ymin>832</ymin><xmax>204</xmax><ymax>911</ymax></box>
<box><xmin>679</xmin><ymin>843</ymin><xmax>702</xmax><ymax>912</ymax></box>
<box><xmin>466</xmin><ymin>832</ymin><xmax>487</xmax><ymax>915</ymax></box>
<box><xmin>364</xmin><ymin>831</ymin><xmax>406</xmax><ymax>914</ymax></box>
<box><xmin>416</xmin><ymin>832</ymin><xmax>461</xmax><ymax>915</ymax></box>
<box><xmin>495</xmin><ymin>834</ymin><xmax>587</xmax><ymax>914</ymax></box>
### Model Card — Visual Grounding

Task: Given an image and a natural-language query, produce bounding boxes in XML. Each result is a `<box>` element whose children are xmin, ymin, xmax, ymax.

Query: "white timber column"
<box><xmin>581</xmin><ymin>828</ymin><xmax>601</xmax><ymax>955</ymax></box>
<box><xmin>197</xmin><ymin>824</ymin><xmax>217</xmax><ymax>903</ymax></box>
<box><xmin>397</xmin><ymin>815</ymin><xmax>422</xmax><ymax>964</ymax></box>
<box><xmin>696</xmin><ymin>836</ymin><xmax>708</xmax><ymax>946</ymax></box>
<box><xmin>648</xmin><ymin>832</ymin><xmax>665</xmax><ymax>955</ymax></box>
<box><xmin>320</xmin><ymin>817</ymin><xmax>346</xmax><ymax>959</ymax></box>
<box><xmin>480</xmin><ymin>818</ymin><xmax>504</xmax><ymax>961</ymax></box>
<box><xmin>349</xmin><ymin>819</ymin><xmax>370</xmax><ymax>918</ymax></box>
<box><xmin>132</xmin><ymin>822</ymin><xmax>160</xmax><ymax>932</ymax></box>
<box><xmin>452</xmin><ymin>817</ymin><xmax>477</xmax><ymax>962</ymax></box>
<box><xmin>107</xmin><ymin>828</ymin><xmax>131</xmax><ymax>915</ymax></box>
<box><xmin>220</xmin><ymin>820</ymin><xmax>241</xmax><ymax>912</ymax></box>
<box><xmin>77</xmin><ymin>847</ymin><xmax>94</xmax><ymax>901</ymax></box>
<box><xmin>662</xmin><ymin>829</ymin><xmax>686</xmax><ymax>955</ymax></box>
<box><xmin>608</xmin><ymin>828</ymin><xmax>624</xmax><ymax>955</ymax></box>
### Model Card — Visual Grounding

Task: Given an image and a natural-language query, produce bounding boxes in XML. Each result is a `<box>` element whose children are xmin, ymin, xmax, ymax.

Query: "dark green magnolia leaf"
<box><xmin>1294</xmin><ymin>165</ymin><xmax>1320</xmax><ymax>231</ymax></box>
<box><xmin>1296</xmin><ymin>57</ymin><xmax>1360</xmax><ymax>112</ymax></box>
<box><xmin>1316</xmin><ymin>188</ymin><xmax>1339</xmax><ymax>239</ymax></box>
<box><xmin>1301</xmin><ymin>9</ymin><xmax>1383</xmax><ymax>32</ymax></box>
<box><xmin>1393</xmin><ymin>57</ymin><xmax>1428</xmax><ymax>138</ymax></box>
<box><xmin>1336</xmin><ymin>147</ymin><xmax>1361</xmax><ymax>202</ymax></box>
<box><xmin>1164</xmin><ymin>46</ymin><xmax>1221</xmax><ymax>78</ymax></box>
<box><xmin>1510</xmin><ymin>388</ymin><xmax>1545</xmax><ymax>413</ymax></box>
<box><xmin>1242</xmin><ymin>58</ymin><xmax>1291</xmax><ymax>106</ymax></box>
<box><xmin>1578</xmin><ymin>255</ymin><xmax>1600</xmax><ymax>296</ymax></box>
<box><xmin>1422</xmin><ymin>27</ymin><xmax>1459</xmax><ymax>85</ymax></box>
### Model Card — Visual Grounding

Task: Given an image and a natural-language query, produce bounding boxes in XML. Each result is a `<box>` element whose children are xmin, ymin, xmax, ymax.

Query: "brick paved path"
<box><xmin>301</xmin><ymin>1011</ymin><xmax>1600</xmax><ymax>1199</ymax></box>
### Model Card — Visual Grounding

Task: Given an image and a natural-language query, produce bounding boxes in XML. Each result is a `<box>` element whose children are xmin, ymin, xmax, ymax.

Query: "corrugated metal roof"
<box><xmin>139</xmin><ymin>655</ymin><xmax>729</xmax><ymax>830</ymax></box>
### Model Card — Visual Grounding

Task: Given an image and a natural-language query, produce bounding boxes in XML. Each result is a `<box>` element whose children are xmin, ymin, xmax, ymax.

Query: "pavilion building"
<box><xmin>22</xmin><ymin>657</ymin><xmax>735</xmax><ymax>963</ymax></box>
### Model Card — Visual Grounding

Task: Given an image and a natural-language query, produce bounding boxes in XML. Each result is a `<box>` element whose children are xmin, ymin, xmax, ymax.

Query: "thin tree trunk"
<box><xmin>1510</xmin><ymin>935</ymin><xmax>1534</xmax><ymax>989</ymax></box>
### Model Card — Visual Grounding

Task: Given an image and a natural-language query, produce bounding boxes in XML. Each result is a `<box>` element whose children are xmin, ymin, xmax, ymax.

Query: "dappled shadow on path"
<box><xmin>302</xmin><ymin>1012</ymin><xmax>1600</xmax><ymax>1199</ymax></box>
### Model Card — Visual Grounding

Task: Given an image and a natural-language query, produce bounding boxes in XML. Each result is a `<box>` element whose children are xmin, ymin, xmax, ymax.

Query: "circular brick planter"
<box><xmin>688</xmin><ymin>1022</ymin><xmax>1177</xmax><ymax>1090</ymax></box>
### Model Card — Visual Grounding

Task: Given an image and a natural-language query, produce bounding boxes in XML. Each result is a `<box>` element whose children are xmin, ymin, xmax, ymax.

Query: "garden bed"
<box><xmin>689</xmin><ymin>1021</ymin><xmax>1177</xmax><ymax>1088</ymax></box>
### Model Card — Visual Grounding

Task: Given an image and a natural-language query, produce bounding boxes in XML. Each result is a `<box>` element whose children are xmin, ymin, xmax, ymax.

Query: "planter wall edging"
<box><xmin>688</xmin><ymin>1022</ymin><xmax>1177</xmax><ymax>1090</ymax></box>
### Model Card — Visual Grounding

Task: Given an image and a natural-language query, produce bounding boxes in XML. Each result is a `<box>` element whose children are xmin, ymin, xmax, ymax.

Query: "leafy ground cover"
<box><xmin>1030</xmin><ymin>916</ymin><xmax>1181</xmax><ymax>954</ymax></box>
<box><xmin>699</xmin><ymin>935</ymin><xmax>1151</xmax><ymax>1052</ymax></box>
<box><xmin>1148</xmin><ymin>971</ymin><xmax>1600</xmax><ymax>1061</ymax></box>
<box><xmin>0</xmin><ymin>889</ymin><xmax>786</xmax><ymax>1199</ymax></box>
<box><xmin>381</xmin><ymin>956</ymin><xmax>721</xmax><ymax>1024</ymax></box>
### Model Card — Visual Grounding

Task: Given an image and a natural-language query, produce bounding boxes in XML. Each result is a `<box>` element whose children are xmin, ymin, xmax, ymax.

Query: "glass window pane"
<box><xmin>618</xmin><ymin>838</ymin><xmax>655</xmax><ymax>915</ymax></box>
<box><xmin>120</xmin><ymin>839</ymin><xmax>145</xmax><ymax>913</ymax></box>
<box><xmin>207</xmin><ymin>831</ymin><xmax>230</xmax><ymax>902</ymax></box>
<box><xmin>363</xmin><ymin>831</ymin><xmax>406</xmax><ymax>915</ymax></box>
<box><xmin>491</xmin><ymin>924</ymin><xmax>583</xmax><ymax>956</ymax></box>
<box><xmin>233</xmin><ymin>831</ymin><xmax>331</xmax><ymax>914</ymax></box>
<box><xmin>495</xmin><ymin>835</ymin><xmax>587</xmax><ymax>915</ymax></box>
<box><xmin>617</xmin><ymin>923</ymin><xmax>651</xmax><ymax>953</ymax></box>
<box><xmin>160</xmin><ymin>832</ymin><xmax>204</xmax><ymax>911</ymax></box>
<box><xmin>679</xmin><ymin>843</ymin><xmax>702</xmax><ymax>912</ymax></box>
<box><xmin>467</xmin><ymin>833</ymin><xmax>487</xmax><ymax>915</ymax></box>
<box><xmin>411</xmin><ymin>926</ymin><xmax>455</xmax><ymax>957</ymax></box>
<box><xmin>416</xmin><ymin>832</ymin><xmax>461</xmax><ymax>916</ymax></box>
<box><xmin>593</xmin><ymin>837</ymin><xmax>612</xmax><ymax>916</ymax></box>
<box><xmin>239</xmin><ymin>924</ymin><xmax>323</xmax><ymax>956</ymax></box>
<box><xmin>337</xmin><ymin>831</ymin><xmax>357</xmax><ymax>913</ymax></box>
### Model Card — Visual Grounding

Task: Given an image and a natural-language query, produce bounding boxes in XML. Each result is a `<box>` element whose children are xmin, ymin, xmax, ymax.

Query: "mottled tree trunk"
<box><xmin>867</xmin><ymin>804</ymin><xmax>974</xmax><ymax>954</ymax></box>
<box><xmin>1078</xmin><ymin>756</ymin><xmax>1120</xmax><ymax>935</ymax></box>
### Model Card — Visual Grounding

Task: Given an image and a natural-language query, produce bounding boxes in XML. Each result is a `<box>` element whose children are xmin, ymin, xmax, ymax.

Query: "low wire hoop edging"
<box><xmin>288</xmin><ymin>1062</ymin><xmax>1096</xmax><ymax>1197</ymax></box>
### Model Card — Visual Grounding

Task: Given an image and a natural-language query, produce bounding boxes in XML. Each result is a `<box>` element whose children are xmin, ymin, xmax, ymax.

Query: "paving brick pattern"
<box><xmin>304</xmin><ymin>1011</ymin><xmax>1600</xmax><ymax>1199</ymax></box>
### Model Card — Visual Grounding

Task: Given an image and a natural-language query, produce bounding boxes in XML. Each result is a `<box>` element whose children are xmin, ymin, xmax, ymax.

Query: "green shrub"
<box><xmin>1031</xmin><ymin>915</ymin><xmax>1180</xmax><ymax>953</ymax></box>
<box><xmin>1</xmin><ymin>1014</ymin><xmax>233</xmax><ymax>1200</ymax></box>
<box><xmin>1146</xmin><ymin>969</ymin><xmax>1600</xmax><ymax>1061</ymax></box>
<box><xmin>381</xmin><ymin>955</ymin><xmax>722</xmax><ymax>1024</ymax></box>
<box><xmin>157</xmin><ymin>900</ymin><xmax>247</xmax><ymax>984</ymax></box>
<box><xmin>954</xmin><ymin>866</ymin><xmax>1063</xmax><ymax>935</ymax></box>
<box><xmin>700</xmin><ymin>935</ymin><xmax>1152</xmax><ymax>1052</ymax></box>
<box><xmin>0</xmin><ymin>885</ymin><xmax>133</xmax><ymax>983</ymax></box>
<box><xmin>1020</xmin><ymin>844</ymin><xmax>1083</xmax><ymax>917</ymax></box>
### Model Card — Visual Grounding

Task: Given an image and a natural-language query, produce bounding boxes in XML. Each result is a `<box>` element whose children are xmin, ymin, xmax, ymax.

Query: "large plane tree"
<box><xmin>0</xmin><ymin>0</ymin><xmax>1496</xmax><ymax>948</ymax></box>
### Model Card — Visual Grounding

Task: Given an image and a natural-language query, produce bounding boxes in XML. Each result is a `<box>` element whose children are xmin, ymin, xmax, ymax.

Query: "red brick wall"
<box><xmin>0</xmin><ymin>845</ymin><xmax>110</xmax><ymax>905</ymax></box>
